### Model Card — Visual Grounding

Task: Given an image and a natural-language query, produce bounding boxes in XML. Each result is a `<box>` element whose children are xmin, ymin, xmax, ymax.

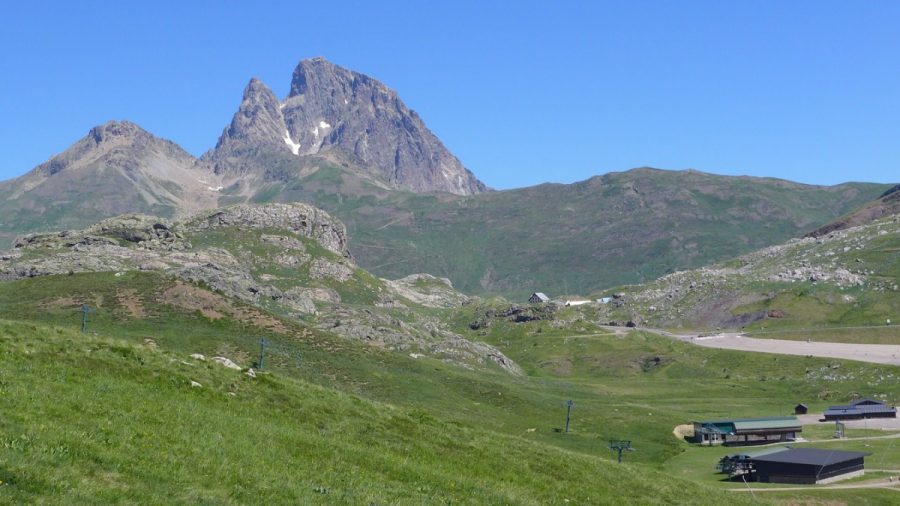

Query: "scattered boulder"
<box><xmin>308</xmin><ymin>258</ymin><xmax>354</xmax><ymax>282</ymax></box>
<box><xmin>190</xmin><ymin>380</ymin><xmax>202</xmax><ymax>388</ymax></box>
<box><xmin>189</xmin><ymin>353</ymin><xmax>206</xmax><ymax>361</ymax></box>
<box><xmin>212</xmin><ymin>356</ymin><xmax>241</xmax><ymax>370</ymax></box>
<box><xmin>245</xmin><ymin>368</ymin><xmax>257</xmax><ymax>378</ymax></box>
<box><xmin>767</xmin><ymin>309</ymin><xmax>785</xmax><ymax>318</ymax></box>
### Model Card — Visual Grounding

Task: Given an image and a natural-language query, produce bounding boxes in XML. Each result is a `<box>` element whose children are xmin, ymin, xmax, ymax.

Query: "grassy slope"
<box><xmin>258</xmin><ymin>166</ymin><xmax>890</xmax><ymax>298</ymax></box>
<box><xmin>0</xmin><ymin>272</ymin><xmax>897</xmax><ymax>503</ymax></box>
<box><xmin>604</xmin><ymin>214</ymin><xmax>900</xmax><ymax>340</ymax></box>
<box><xmin>1</xmin><ymin>320</ymin><xmax>755</xmax><ymax>505</ymax></box>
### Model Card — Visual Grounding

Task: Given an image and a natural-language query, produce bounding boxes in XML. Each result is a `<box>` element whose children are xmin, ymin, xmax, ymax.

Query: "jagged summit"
<box><xmin>88</xmin><ymin>119</ymin><xmax>143</xmax><ymax>143</ymax></box>
<box><xmin>205</xmin><ymin>57</ymin><xmax>488</xmax><ymax>195</ymax></box>
<box><xmin>204</xmin><ymin>78</ymin><xmax>292</xmax><ymax>176</ymax></box>
<box><xmin>281</xmin><ymin>57</ymin><xmax>488</xmax><ymax>195</ymax></box>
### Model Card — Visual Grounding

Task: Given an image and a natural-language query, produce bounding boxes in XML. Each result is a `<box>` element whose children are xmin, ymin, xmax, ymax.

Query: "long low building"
<box><xmin>692</xmin><ymin>416</ymin><xmax>801</xmax><ymax>446</ymax></box>
<box><xmin>824</xmin><ymin>399</ymin><xmax>897</xmax><ymax>420</ymax></box>
<box><xmin>748</xmin><ymin>448</ymin><xmax>871</xmax><ymax>484</ymax></box>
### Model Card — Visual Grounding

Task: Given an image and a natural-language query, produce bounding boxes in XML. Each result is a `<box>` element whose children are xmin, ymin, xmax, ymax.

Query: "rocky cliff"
<box><xmin>205</xmin><ymin>58</ymin><xmax>488</xmax><ymax>195</ymax></box>
<box><xmin>281</xmin><ymin>57</ymin><xmax>487</xmax><ymax>195</ymax></box>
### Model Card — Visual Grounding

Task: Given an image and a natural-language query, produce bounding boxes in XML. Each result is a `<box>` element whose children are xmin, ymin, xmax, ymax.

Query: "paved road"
<box><xmin>797</xmin><ymin>414</ymin><xmax>900</xmax><ymax>431</ymax></box>
<box><xmin>729</xmin><ymin>478</ymin><xmax>900</xmax><ymax>492</ymax></box>
<box><xmin>635</xmin><ymin>328</ymin><xmax>900</xmax><ymax>366</ymax></box>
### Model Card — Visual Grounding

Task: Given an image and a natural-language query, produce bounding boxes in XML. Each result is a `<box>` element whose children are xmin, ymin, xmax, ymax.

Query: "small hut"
<box><xmin>528</xmin><ymin>292</ymin><xmax>550</xmax><ymax>304</ymax></box>
<box><xmin>794</xmin><ymin>403</ymin><xmax>808</xmax><ymax>415</ymax></box>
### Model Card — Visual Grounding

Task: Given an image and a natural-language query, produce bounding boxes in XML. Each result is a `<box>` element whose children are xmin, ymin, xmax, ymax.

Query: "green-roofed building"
<box><xmin>692</xmin><ymin>416</ymin><xmax>801</xmax><ymax>446</ymax></box>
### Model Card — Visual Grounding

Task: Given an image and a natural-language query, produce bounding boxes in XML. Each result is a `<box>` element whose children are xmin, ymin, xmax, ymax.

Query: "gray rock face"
<box><xmin>192</xmin><ymin>203</ymin><xmax>351</xmax><ymax>258</ymax></box>
<box><xmin>203</xmin><ymin>79</ymin><xmax>297</xmax><ymax>176</ymax></box>
<box><xmin>204</xmin><ymin>58</ymin><xmax>489</xmax><ymax>195</ymax></box>
<box><xmin>282</xmin><ymin>58</ymin><xmax>488</xmax><ymax>195</ymax></box>
<box><xmin>385</xmin><ymin>273</ymin><xmax>470</xmax><ymax>308</ymax></box>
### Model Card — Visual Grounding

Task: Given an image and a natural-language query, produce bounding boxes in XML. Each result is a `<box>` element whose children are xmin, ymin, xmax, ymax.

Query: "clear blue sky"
<box><xmin>1</xmin><ymin>1</ymin><xmax>898</xmax><ymax>189</ymax></box>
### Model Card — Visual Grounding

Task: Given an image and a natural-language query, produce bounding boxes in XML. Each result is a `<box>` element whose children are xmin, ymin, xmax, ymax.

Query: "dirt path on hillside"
<box><xmin>632</xmin><ymin>327</ymin><xmax>900</xmax><ymax>366</ymax></box>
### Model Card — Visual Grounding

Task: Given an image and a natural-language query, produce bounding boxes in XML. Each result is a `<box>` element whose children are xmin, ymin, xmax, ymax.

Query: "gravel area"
<box><xmin>796</xmin><ymin>413</ymin><xmax>900</xmax><ymax>430</ymax></box>
<box><xmin>686</xmin><ymin>334</ymin><xmax>900</xmax><ymax>366</ymax></box>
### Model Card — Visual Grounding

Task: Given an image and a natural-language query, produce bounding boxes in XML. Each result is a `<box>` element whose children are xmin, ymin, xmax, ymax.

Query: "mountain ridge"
<box><xmin>0</xmin><ymin>58</ymin><xmax>895</xmax><ymax>297</ymax></box>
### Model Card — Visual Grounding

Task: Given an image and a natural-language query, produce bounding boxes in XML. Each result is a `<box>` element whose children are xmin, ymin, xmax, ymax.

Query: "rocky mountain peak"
<box><xmin>32</xmin><ymin>120</ymin><xmax>187</xmax><ymax>179</ymax></box>
<box><xmin>88</xmin><ymin>120</ymin><xmax>144</xmax><ymax>144</ymax></box>
<box><xmin>218</xmin><ymin>78</ymin><xmax>286</xmax><ymax>149</ymax></box>
<box><xmin>277</xmin><ymin>58</ymin><xmax>488</xmax><ymax>195</ymax></box>
<box><xmin>204</xmin><ymin>78</ymin><xmax>295</xmax><ymax>175</ymax></box>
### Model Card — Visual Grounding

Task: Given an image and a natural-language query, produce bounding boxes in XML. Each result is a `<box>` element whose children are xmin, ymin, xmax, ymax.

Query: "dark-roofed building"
<box><xmin>692</xmin><ymin>416</ymin><xmax>802</xmax><ymax>446</ymax></box>
<box><xmin>824</xmin><ymin>399</ymin><xmax>897</xmax><ymax>420</ymax></box>
<box><xmin>794</xmin><ymin>403</ymin><xmax>808</xmax><ymax>415</ymax></box>
<box><xmin>748</xmin><ymin>448</ymin><xmax>871</xmax><ymax>484</ymax></box>
<box><xmin>528</xmin><ymin>292</ymin><xmax>550</xmax><ymax>304</ymax></box>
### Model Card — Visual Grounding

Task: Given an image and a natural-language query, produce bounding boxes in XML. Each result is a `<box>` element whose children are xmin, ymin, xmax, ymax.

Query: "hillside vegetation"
<box><xmin>254</xmin><ymin>166</ymin><xmax>890</xmax><ymax>297</ymax></box>
<box><xmin>604</xmin><ymin>214</ymin><xmax>900</xmax><ymax>339</ymax></box>
<box><xmin>1</xmin><ymin>201</ymin><xmax>898</xmax><ymax>504</ymax></box>
<box><xmin>1</xmin><ymin>319</ymin><xmax>760</xmax><ymax>505</ymax></box>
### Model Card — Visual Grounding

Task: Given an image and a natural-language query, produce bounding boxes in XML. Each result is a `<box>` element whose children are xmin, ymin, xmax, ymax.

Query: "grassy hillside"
<box><xmin>1</xmin><ymin>319</ymin><xmax>757</xmax><ymax>505</ymax></box>
<box><xmin>254</xmin><ymin>165</ymin><xmax>891</xmax><ymax>298</ymax></box>
<box><xmin>0</xmin><ymin>271</ymin><xmax>897</xmax><ymax>503</ymax></box>
<box><xmin>601</xmin><ymin>214</ymin><xmax>900</xmax><ymax>338</ymax></box>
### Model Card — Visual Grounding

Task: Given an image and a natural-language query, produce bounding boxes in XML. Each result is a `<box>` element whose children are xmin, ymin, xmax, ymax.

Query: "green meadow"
<box><xmin>0</xmin><ymin>272</ymin><xmax>898</xmax><ymax>503</ymax></box>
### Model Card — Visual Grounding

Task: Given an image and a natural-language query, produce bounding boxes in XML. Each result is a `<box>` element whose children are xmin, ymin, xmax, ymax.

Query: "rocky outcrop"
<box><xmin>190</xmin><ymin>203</ymin><xmax>350</xmax><ymax>257</ymax></box>
<box><xmin>0</xmin><ymin>203</ymin><xmax>519</xmax><ymax>375</ymax></box>
<box><xmin>314</xmin><ymin>303</ymin><xmax>522</xmax><ymax>375</ymax></box>
<box><xmin>385</xmin><ymin>274</ymin><xmax>470</xmax><ymax>308</ymax></box>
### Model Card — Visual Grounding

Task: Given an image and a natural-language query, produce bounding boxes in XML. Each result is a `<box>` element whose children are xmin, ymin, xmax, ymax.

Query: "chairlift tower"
<box><xmin>79</xmin><ymin>305</ymin><xmax>93</xmax><ymax>333</ymax></box>
<box><xmin>257</xmin><ymin>337</ymin><xmax>269</xmax><ymax>370</ymax></box>
<box><xmin>564</xmin><ymin>400</ymin><xmax>575</xmax><ymax>433</ymax></box>
<box><xmin>833</xmin><ymin>421</ymin><xmax>845</xmax><ymax>439</ymax></box>
<box><xmin>608</xmin><ymin>440</ymin><xmax>634</xmax><ymax>463</ymax></box>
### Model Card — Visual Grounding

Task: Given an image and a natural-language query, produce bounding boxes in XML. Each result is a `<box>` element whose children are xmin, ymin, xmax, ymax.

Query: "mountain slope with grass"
<box><xmin>1</xmin><ymin>255</ymin><xmax>898</xmax><ymax>503</ymax></box>
<box><xmin>806</xmin><ymin>183</ymin><xmax>900</xmax><ymax>238</ymax></box>
<box><xmin>0</xmin><ymin>319</ymin><xmax>760</xmax><ymax>505</ymax></box>
<box><xmin>0</xmin><ymin>202</ymin><xmax>520</xmax><ymax>373</ymax></box>
<box><xmin>603</xmin><ymin>213</ymin><xmax>900</xmax><ymax>339</ymax></box>
<box><xmin>0</xmin><ymin>121</ymin><xmax>215</xmax><ymax>246</ymax></box>
<box><xmin>266</xmin><ymin>167</ymin><xmax>889</xmax><ymax>297</ymax></box>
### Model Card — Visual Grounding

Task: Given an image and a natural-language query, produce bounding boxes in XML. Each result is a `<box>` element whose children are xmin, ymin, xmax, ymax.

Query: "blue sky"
<box><xmin>1</xmin><ymin>1</ymin><xmax>898</xmax><ymax>189</ymax></box>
